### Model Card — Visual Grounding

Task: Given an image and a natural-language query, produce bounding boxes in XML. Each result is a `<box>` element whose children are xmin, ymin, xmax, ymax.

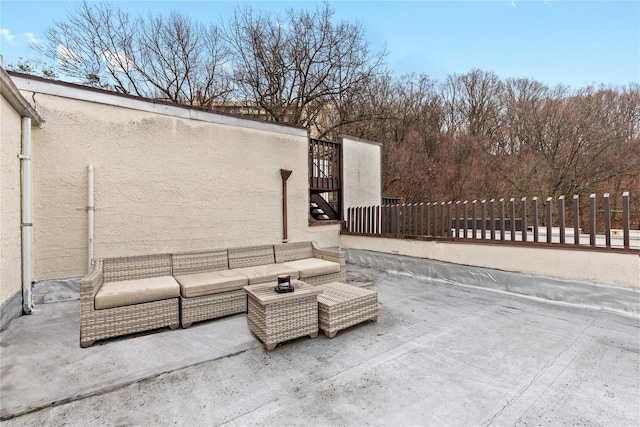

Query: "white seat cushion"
<box><xmin>282</xmin><ymin>258</ymin><xmax>341</xmax><ymax>279</ymax></box>
<box><xmin>95</xmin><ymin>276</ymin><xmax>180</xmax><ymax>310</ymax></box>
<box><xmin>175</xmin><ymin>270</ymin><xmax>249</xmax><ymax>298</ymax></box>
<box><xmin>231</xmin><ymin>264</ymin><xmax>299</xmax><ymax>285</ymax></box>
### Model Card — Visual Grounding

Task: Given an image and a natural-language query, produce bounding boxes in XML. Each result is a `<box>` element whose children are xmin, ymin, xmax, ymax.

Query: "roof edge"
<box><xmin>7</xmin><ymin>71</ymin><xmax>308</xmax><ymax>138</ymax></box>
<box><xmin>337</xmin><ymin>134</ymin><xmax>383</xmax><ymax>147</ymax></box>
<box><xmin>1</xmin><ymin>67</ymin><xmax>44</xmax><ymax>125</ymax></box>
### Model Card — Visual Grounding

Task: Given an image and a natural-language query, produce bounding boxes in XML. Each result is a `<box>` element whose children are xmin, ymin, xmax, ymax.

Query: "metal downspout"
<box><xmin>20</xmin><ymin>117</ymin><xmax>33</xmax><ymax>314</ymax></box>
<box><xmin>88</xmin><ymin>165</ymin><xmax>94</xmax><ymax>271</ymax></box>
<box><xmin>280</xmin><ymin>169</ymin><xmax>292</xmax><ymax>243</ymax></box>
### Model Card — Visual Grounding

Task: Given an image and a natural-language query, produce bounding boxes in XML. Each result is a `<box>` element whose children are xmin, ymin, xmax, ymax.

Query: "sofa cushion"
<box><xmin>95</xmin><ymin>276</ymin><xmax>180</xmax><ymax>310</ymax></box>
<box><xmin>282</xmin><ymin>258</ymin><xmax>341</xmax><ymax>279</ymax></box>
<box><xmin>175</xmin><ymin>270</ymin><xmax>249</xmax><ymax>298</ymax></box>
<box><xmin>232</xmin><ymin>264</ymin><xmax>299</xmax><ymax>285</ymax></box>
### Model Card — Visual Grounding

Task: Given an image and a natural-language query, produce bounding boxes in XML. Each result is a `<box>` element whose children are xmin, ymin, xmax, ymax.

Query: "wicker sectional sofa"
<box><xmin>80</xmin><ymin>242</ymin><xmax>345</xmax><ymax>347</ymax></box>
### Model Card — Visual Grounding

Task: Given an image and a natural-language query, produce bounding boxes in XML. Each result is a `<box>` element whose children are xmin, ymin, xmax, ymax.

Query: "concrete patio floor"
<box><xmin>1</xmin><ymin>263</ymin><xmax>639</xmax><ymax>426</ymax></box>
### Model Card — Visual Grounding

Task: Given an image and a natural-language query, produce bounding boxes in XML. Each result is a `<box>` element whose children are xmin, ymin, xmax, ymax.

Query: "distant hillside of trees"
<box><xmin>8</xmin><ymin>1</ymin><xmax>639</xmax><ymax>226</ymax></box>
<box><xmin>338</xmin><ymin>72</ymin><xmax>638</xmax><ymax>218</ymax></box>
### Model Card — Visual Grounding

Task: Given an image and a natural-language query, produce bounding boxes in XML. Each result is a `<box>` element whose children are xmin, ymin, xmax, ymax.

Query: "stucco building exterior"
<box><xmin>0</xmin><ymin>68</ymin><xmax>382</xmax><ymax>329</ymax></box>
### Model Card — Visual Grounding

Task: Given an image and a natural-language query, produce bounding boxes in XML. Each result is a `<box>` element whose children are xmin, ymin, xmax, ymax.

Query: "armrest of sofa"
<box><xmin>80</xmin><ymin>258</ymin><xmax>104</xmax><ymax>308</ymax></box>
<box><xmin>312</xmin><ymin>244</ymin><xmax>345</xmax><ymax>268</ymax></box>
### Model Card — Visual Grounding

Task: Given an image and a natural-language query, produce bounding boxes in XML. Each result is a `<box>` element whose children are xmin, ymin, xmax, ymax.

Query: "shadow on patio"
<box><xmin>1</xmin><ymin>263</ymin><xmax>639</xmax><ymax>426</ymax></box>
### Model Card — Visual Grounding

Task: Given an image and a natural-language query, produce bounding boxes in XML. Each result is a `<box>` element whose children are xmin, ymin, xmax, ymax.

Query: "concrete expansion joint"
<box><xmin>482</xmin><ymin>331</ymin><xmax>588</xmax><ymax>427</ymax></box>
<box><xmin>0</xmin><ymin>347</ymin><xmax>251</xmax><ymax>422</ymax></box>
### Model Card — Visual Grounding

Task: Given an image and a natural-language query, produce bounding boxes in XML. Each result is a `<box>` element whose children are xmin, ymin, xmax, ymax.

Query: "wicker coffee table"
<box><xmin>244</xmin><ymin>280</ymin><xmax>322</xmax><ymax>351</ymax></box>
<box><xmin>317</xmin><ymin>282</ymin><xmax>378</xmax><ymax>338</ymax></box>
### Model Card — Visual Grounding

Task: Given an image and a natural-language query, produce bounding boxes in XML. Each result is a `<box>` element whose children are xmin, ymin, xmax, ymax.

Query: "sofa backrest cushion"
<box><xmin>274</xmin><ymin>241</ymin><xmax>313</xmax><ymax>263</ymax></box>
<box><xmin>228</xmin><ymin>245</ymin><xmax>275</xmax><ymax>269</ymax></box>
<box><xmin>103</xmin><ymin>254</ymin><xmax>172</xmax><ymax>283</ymax></box>
<box><xmin>172</xmin><ymin>250</ymin><xmax>228</xmax><ymax>276</ymax></box>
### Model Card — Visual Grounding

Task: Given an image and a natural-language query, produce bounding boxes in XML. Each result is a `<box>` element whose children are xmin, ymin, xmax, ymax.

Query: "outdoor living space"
<box><xmin>2</xmin><ymin>59</ymin><xmax>639</xmax><ymax>427</ymax></box>
<box><xmin>1</xmin><ymin>258</ymin><xmax>639</xmax><ymax>426</ymax></box>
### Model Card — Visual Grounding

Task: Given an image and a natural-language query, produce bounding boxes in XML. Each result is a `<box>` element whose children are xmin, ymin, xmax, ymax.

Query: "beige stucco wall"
<box><xmin>340</xmin><ymin>234</ymin><xmax>640</xmax><ymax>289</ymax></box>
<box><xmin>305</xmin><ymin>223</ymin><xmax>343</xmax><ymax>248</ymax></box>
<box><xmin>10</xmin><ymin>78</ymin><xmax>339</xmax><ymax>281</ymax></box>
<box><xmin>0</xmin><ymin>96</ymin><xmax>23</xmax><ymax>304</ymax></box>
<box><xmin>341</xmin><ymin>136</ymin><xmax>382</xmax><ymax>209</ymax></box>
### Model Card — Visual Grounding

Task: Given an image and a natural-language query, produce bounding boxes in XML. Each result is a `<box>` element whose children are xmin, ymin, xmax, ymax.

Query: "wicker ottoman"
<box><xmin>317</xmin><ymin>282</ymin><xmax>378</xmax><ymax>338</ymax></box>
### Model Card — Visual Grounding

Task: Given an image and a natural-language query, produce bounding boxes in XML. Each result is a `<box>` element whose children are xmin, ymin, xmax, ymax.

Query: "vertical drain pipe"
<box><xmin>280</xmin><ymin>169</ymin><xmax>292</xmax><ymax>243</ymax></box>
<box><xmin>87</xmin><ymin>165</ymin><xmax>95</xmax><ymax>271</ymax></box>
<box><xmin>20</xmin><ymin>117</ymin><xmax>33</xmax><ymax>314</ymax></box>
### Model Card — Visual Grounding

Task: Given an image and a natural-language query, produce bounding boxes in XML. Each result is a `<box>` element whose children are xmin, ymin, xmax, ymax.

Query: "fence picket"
<box><xmin>573</xmin><ymin>195</ymin><xmax>580</xmax><ymax>245</ymax></box>
<box><xmin>442</xmin><ymin>202</ymin><xmax>447</xmax><ymax>237</ymax></box>
<box><xmin>447</xmin><ymin>202</ymin><xmax>454</xmax><ymax>237</ymax></box>
<box><xmin>455</xmin><ymin>201</ymin><xmax>461</xmax><ymax>238</ymax></box>
<box><xmin>546</xmin><ymin>197</ymin><xmax>553</xmax><ymax>243</ymax></box>
<box><xmin>604</xmin><ymin>194</ymin><xmax>611</xmax><ymax>248</ymax></box>
<box><xmin>623</xmin><ymin>192</ymin><xmax>630</xmax><ymax>249</ymax></box>
<box><xmin>481</xmin><ymin>200</ymin><xmax>487</xmax><ymax>240</ymax></box>
<box><xmin>472</xmin><ymin>200</ymin><xmax>477</xmax><ymax>239</ymax></box>
<box><xmin>366</xmin><ymin>206</ymin><xmax>371</xmax><ymax>234</ymax></box>
<box><xmin>463</xmin><ymin>201</ymin><xmax>469</xmax><ymax>239</ymax></box>
<box><xmin>532</xmin><ymin>197</ymin><xmax>539</xmax><ymax>243</ymax></box>
<box><xmin>499</xmin><ymin>199</ymin><xmax>506</xmax><ymax>241</ymax></box>
<box><xmin>433</xmin><ymin>202</ymin><xmax>439</xmax><ymax>236</ymax></box>
<box><xmin>403</xmin><ymin>204</ymin><xmax>408</xmax><ymax>234</ymax></box>
<box><xmin>510</xmin><ymin>198</ymin><xmax>516</xmax><ymax>241</ymax></box>
<box><xmin>559</xmin><ymin>196</ymin><xmax>566</xmax><ymax>244</ymax></box>
<box><xmin>589</xmin><ymin>194</ymin><xmax>596</xmax><ymax>247</ymax></box>
<box><xmin>490</xmin><ymin>199</ymin><xmax>496</xmax><ymax>240</ymax></box>
<box><xmin>521</xmin><ymin>197</ymin><xmax>527</xmax><ymax>242</ymax></box>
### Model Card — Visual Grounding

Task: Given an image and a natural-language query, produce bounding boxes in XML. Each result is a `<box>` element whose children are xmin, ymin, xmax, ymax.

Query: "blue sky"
<box><xmin>1</xmin><ymin>1</ymin><xmax>638</xmax><ymax>89</ymax></box>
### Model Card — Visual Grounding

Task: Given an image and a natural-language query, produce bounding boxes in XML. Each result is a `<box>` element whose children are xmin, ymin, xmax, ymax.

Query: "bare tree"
<box><xmin>135</xmin><ymin>11</ymin><xmax>232</xmax><ymax>103</ymax></box>
<box><xmin>5</xmin><ymin>57</ymin><xmax>58</xmax><ymax>79</ymax></box>
<box><xmin>37</xmin><ymin>1</ymin><xmax>231</xmax><ymax>103</ymax></box>
<box><xmin>223</xmin><ymin>2</ymin><xmax>387</xmax><ymax>135</ymax></box>
<box><xmin>38</xmin><ymin>1</ymin><xmax>137</xmax><ymax>89</ymax></box>
<box><xmin>440</xmin><ymin>69</ymin><xmax>502</xmax><ymax>141</ymax></box>
<box><xmin>499</xmin><ymin>77</ymin><xmax>548</xmax><ymax>154</ymax></box>
<box><xmin>331</xmin><ymin>74</ymin><xmax>397</xmax><ymax>141</ymax></box>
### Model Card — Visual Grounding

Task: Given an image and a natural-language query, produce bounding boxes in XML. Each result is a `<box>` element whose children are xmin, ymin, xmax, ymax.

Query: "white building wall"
<box><xmin>341</xmin><ymin>135</ymin><xmax>382</xmax><ymax>209</ymax></box>
<box><xmin>11</xmin><ymin>78</ymin><xmax>340</xmax><ymax>281</ymax></box>
<box><xmin>0</xmin><ymin>96</ymin><xmax>23</xmax><ymax>304</ymax></box>
<box><xmin>340</xmin><ymin>234</ymin><xmax>640</xmax><ymax>289</ymax></box>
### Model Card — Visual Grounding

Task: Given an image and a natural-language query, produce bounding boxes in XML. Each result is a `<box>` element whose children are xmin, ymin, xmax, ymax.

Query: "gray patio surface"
<box><xmin>1</xmin><ymin>263</ymin><xmax>639</xmax><ymax>426</ymax></box>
